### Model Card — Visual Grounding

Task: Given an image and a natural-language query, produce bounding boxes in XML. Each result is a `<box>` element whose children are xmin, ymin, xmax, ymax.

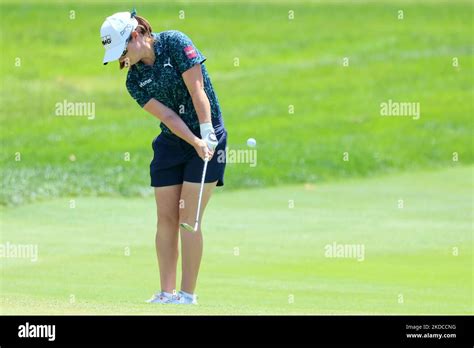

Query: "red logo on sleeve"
<box><xmin>184</xmin><ymin>45</ymin><xmax>197</xmax><ymax>59</ymax></box>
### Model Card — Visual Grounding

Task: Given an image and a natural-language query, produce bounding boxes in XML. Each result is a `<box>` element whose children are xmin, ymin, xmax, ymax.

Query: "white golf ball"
<box><xmin>247</xmin><ymin>138</ymin><xmax>257</xmax><ymax>147</ymax></box>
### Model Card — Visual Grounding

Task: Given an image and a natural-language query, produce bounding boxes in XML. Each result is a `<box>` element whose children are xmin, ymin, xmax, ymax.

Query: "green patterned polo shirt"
<box><xmin>126</xmin><ymin>30</ymin><xmax>223</xmax><ymax>135</ymax></box>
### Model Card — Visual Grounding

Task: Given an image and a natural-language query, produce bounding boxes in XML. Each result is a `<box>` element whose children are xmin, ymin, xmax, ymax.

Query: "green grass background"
<box><xmin>0</xmin><ymin>0</ymin><xmax>472</xmax><ymax>314</ymax></box>
<box><xmin>0</xmin><ymin>0</ymin><xmax>472</xmax><ymax>205</ymax></box>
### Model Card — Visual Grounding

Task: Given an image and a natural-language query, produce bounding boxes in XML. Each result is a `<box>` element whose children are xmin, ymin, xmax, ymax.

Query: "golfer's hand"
<box><xmin>202</xmin><ymin>132</ymin><xmax>218</xmax><ymax>152</ymax></box>
<box><xmin>194</xmin><ymin>138</ymin><xmax>214</xmax><ymax>161</ymax></box>
<box><xmin>200</xmin><ymin>122</ymin><xmax>218</xmax><ymax>151</ymax></box>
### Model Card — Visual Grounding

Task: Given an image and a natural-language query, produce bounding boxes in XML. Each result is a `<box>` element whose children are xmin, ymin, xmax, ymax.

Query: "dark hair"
<box><xmin>119</xmin><ymin>15</ymin><xmax>154</xmax><ymax>70</ymax></box>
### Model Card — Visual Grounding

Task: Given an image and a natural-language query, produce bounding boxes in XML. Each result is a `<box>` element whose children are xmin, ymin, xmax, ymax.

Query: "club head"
<box><xmin>180</xmin><ymin>223</ymin><xmax>195</xmax><ymax>232</ymax></box>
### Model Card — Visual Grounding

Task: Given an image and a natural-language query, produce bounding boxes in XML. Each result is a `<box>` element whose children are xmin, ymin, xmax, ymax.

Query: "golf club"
<box><xmin>180</xmin><ymin>156</ymin><xmax>209</xmax><ymax>232</ymax></box>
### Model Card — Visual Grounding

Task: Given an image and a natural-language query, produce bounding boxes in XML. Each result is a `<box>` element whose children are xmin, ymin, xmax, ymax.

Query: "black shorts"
<box><xmin>150</xmin><ymin>125</ymin><xmax>227</xmax><ymax>187</ymax></box>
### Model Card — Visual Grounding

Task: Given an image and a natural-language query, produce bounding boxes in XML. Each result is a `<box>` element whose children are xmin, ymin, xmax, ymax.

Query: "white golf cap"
<box><xmin>100</xmin><ymin>11</ymin><xmax>138</xmax><ymax>65</ymax></box>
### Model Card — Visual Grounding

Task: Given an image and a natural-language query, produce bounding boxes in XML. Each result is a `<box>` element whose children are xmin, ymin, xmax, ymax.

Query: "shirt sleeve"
<box><xmin>168</xmin><ymin>30</ymin><xmax>207</xmax><ymax>75</ymax></box>
<box><xmin>126</xmin><ymin>71</ymin><xmax>152</xmax><ymax>108</ymax></box>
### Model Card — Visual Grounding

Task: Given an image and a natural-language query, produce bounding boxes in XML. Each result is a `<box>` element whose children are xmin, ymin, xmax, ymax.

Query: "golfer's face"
<box><xmin>119</xmin><ymin>37</ymin><xmax>139</xmax><ymax>67</ymax></box>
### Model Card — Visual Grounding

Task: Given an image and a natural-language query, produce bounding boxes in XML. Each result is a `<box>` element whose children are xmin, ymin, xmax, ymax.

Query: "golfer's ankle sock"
<box><xmin>180</xmin><ymin>290</ymin><xmax>193</xmax><ymax>298</ymax></box>
<box><xmin>161</xmin><ymin>291</ymin><xmax>173</xmax><ymax>297</ymax></box>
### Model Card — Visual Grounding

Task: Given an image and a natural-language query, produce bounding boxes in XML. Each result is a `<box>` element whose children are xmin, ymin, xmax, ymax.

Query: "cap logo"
<box><xmin>120</xmin><ymin>23</ymin><xmax>132</xmax><ymax>36</ymax></box>
<box><xmin>101</xmin><ymin>35</ymin><xmax>112</xmax><ymax>47</ymax></box>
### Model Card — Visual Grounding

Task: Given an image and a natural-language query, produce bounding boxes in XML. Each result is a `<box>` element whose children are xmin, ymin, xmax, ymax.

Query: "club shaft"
<box><xmin>194</xmin><ymin>158</ymin><xmax>209</xmax><ymax>230</ymax></box>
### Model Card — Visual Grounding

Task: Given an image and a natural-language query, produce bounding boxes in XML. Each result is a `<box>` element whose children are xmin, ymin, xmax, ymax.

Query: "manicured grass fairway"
<box><xmin>1</xmin><ymin>166</ymin><xmax>471</xmax><ymax>314</ymax></box>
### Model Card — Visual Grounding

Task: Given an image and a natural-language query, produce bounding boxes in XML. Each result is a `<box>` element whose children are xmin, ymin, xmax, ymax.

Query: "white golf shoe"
<box><xmin>146</xmin><ymin>291</ymin><xmax>174</xmax><ymax>304</ymax></box>
<box><xmin>171</xmin><ymin>290</ymin><xmax>198</xmax><ymax>305</ymax></box>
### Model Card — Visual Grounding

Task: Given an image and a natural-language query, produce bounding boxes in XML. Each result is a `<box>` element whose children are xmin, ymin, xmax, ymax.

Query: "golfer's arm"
<box><xmin>143</xmin><ymin>98</ymin><xmax>199</xmax><ymax>147</ymax></box>
<box><xmin>182</xmin><ymin>64</ymin><xmax>212</xmax><ymax>124</ymax></box>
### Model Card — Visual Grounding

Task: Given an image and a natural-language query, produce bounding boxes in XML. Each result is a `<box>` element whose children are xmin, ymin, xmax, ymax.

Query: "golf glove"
<box><xmin>200</xmin><ymin>122</ymin><xmax>218</xmax><ymax>151</ymax></box>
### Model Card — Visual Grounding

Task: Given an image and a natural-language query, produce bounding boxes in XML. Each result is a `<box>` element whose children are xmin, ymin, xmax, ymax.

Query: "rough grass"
<box><xmin>1</xmin><ymin>0</ymin><xmax>473</xmax><ymax>205</ymax></box>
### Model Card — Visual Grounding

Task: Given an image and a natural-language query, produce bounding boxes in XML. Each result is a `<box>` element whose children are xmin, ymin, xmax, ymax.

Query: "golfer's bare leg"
<box><xmin>179</xmin><ymin>181</ymin><xmax>217</xmax><ymax>294</ymax></box>
<box><xmin>154</xmin><ymin>185</ymin><xmax>182</xmax><ymax>293</ymax></box>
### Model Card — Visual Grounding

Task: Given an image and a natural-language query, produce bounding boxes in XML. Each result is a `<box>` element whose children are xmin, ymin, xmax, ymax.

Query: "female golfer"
<box><xmin>100</xmin><ymin>10</ymin><xmax>227</xmax><ymax>304</ymax></box>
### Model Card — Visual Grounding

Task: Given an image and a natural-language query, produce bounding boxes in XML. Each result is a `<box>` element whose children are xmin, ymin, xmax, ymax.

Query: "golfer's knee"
<box><xmin>178</xmin><ymin>210</ymin><xmax>195</xmax><ymax>226</ymax></box>
<box><xmin>178</xmin><ymin>204</ymin><xmax>189</xmax><ymax>222</ymax></box>
<box><xmin>157</xmin><ymin>212</ymin><xmax>179</xmax><ymax>229</ymax></box>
